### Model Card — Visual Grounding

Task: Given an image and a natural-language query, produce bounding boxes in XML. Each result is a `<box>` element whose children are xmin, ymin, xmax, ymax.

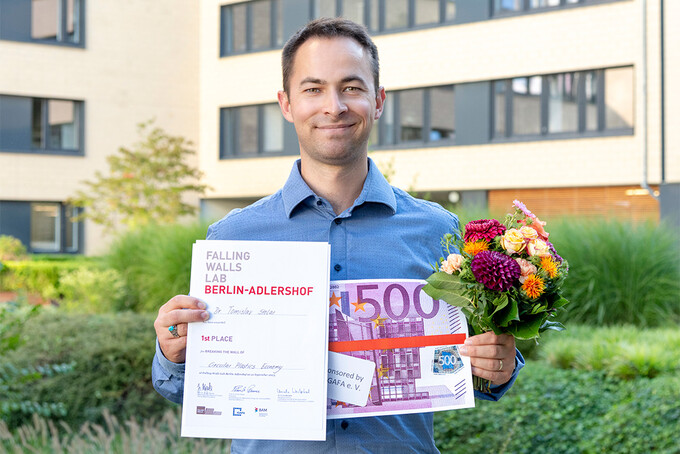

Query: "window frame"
<box><xmin>220</xmin><ymin>0</ymin><xmax>281</xmax><ymax>57</ymax></box>
<box><xmin>219</xmin><ymin>103</ymin><xmax>292</xmax><ymax>159</ymax></box>
<box><xmin>491</xmin><ymin>66</ymin><xmax>634</xmax><ymax>142</ymax></box>
<box><xmin>0</xmin><ymin>0</ymin><xmax>86</xmax><ymax>47</ymax></box>
<box><xmin>0</xmin><ymin>94</ymin><xmax>85</xmax><ymax>156</ymax></box>
<box><xmin>29</xmin><ymin>202</ymin><xmax>82</xmax><ymax>254</ymax></box>
<box><xmin>371</xmin><ymin>84</ymin><xmax>456</xmax><ymax>150</ymax></box>
<box><xmin>491</xmin><ymin>0</ymin><xmax>622</xmax><ymax>17</ymax></box>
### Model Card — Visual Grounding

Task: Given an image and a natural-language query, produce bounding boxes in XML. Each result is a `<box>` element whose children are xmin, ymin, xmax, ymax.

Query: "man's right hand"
<box><xmin>154</xmin><ymin>295</ymin><xmax>210</xmax><ymax>363</ymax></box>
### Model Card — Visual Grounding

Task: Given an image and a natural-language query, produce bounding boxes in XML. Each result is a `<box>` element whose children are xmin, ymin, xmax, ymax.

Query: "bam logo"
<box><xmin>255</xmin><ymin>407</ymin><xmax>268</xmax><ymax>417</ymax></box>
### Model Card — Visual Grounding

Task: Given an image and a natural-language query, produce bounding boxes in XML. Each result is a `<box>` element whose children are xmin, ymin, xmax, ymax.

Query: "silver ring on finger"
<box><xmin>169</xmin><ymin>325</ymin><xmax>180</xmax><ymax>338</ymax></box>
<box><xmin>497</xmin><ymin>359</ymin><xmax>503</xmax><ymax>371</ymax></box>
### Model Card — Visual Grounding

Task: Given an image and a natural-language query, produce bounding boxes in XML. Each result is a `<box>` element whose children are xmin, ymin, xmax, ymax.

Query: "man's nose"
<box><xmin>324</xmin><ymin>91</ymin><xmax>348</xmax><ymax>117</ymax></box>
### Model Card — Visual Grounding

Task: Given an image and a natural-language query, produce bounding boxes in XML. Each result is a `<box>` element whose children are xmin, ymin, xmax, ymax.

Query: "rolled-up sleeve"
<box><xmin>151</xmin><ymin>338</ymin><xmax>186</xmax><ymax>404</ymax></box>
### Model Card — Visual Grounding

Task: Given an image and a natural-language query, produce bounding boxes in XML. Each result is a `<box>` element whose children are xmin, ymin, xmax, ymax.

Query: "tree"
<box><xmin>70</xmin><ymin>120</ymin><xmax>210</xmax><ymax>233</ymax></box>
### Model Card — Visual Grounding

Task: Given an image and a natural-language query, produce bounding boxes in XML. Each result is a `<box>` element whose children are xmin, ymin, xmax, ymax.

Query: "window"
<box><xmin>28</xmin><ymin>202</ymin><xmax>80</xmax><ymax>253</ymax></box>
<box><xmin>493</xmin><ymin>0</ymin><xmax>605</xmax><ymax>15</ymax></box>
<box><xmin>371</xmin><ymin>85</ymin><xmax>455</xmax><ymax>148</ymax></box>
<box><xmin>220</xmin><ymin>0</ymin><xmax>281</xmax><ymax>56</ymax></box>
<box><xmin>492</xmin><ymin>66</ymin><xmax>634</xmax><ymax>139</ymax></box>
<box><xmin>31</xmin><ymin>203</ymin><xmax>61</xmax><ymax>252</ymax></box>
<box><xmin>0</xmin><ymin>0</ymin><xmax>84</xmax><ymax>45</ymax></box>
<box><xmin>219</xmin><ymin>0</ymin><xmax>465</xmax><ymax>56</ymax></box>
<box><xmin>220</xmin><ymin>104</ymin><xmax>287</xmax><ymax>158</ymax></box>
<box><xmin>0</xmin><ymin>95</ymin><xmax>84</xmax><ymax>155</ymax></box>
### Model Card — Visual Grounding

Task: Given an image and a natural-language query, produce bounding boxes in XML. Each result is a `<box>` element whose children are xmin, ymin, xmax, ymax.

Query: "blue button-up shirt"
<box><xmin>152</xmin><ymin>158</ymin><xmax>524</xmax><ymax>453</ymax></box>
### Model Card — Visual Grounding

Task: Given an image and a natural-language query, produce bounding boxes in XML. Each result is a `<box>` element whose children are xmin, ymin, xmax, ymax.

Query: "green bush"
<box><xmin>433</xmin><ymin>363</ymin><xmax>680</xmax><ymax>453</ymax></box>
<box><xmin>0</xmin><ymin>236</ymin><xmax>27</xmax><ymax>261</ymax></box>
<box><xmin>57</xmin><ymin>267</ymin><xmax>127</xmax><ymax>313</ymax></box>
<box><xmin>537</xmin><ymin>325</ymin><xmax>680</xmax><ymax>379</ymax></box>
<box><xmin>548</xmin><ymin>218</ymin><xmax>680</xmax><ymax>327</ymax></box>
<box><xmin>0</xmin><ymin>303</ymin><xmax>73</xmax><ymax>426</ymax></box>
<box><xmin>0</xmin><ymin>259</ymin><xmax>92</xmax><ymax>300</ymax></box>
<box><xmin>1</xmin><ymin>310</ymin><xmax>174</xmax><ymax>429</ymax></box>
<box><xmin>106</xmin><ymin>222</ymin><xmax>208</xmax><ymax>313</ymax></box>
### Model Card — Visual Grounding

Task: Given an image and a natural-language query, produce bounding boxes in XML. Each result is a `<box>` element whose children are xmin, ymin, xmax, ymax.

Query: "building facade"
<box><xmin>2</xmin><ymin>0</ymin><xmax>678</xmax><ymax>254</ymax></box>
<box><xmin>0</xmin><ymin>0</ymin><xmax>199</xmax><ymax>254</ymax></box>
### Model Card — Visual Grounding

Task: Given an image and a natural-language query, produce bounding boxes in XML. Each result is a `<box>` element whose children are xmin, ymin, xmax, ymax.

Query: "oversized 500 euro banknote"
<box><xmin>326</xmin><ymin>279</ymin><xmax>475</xmax><ymax>419</ymax></box>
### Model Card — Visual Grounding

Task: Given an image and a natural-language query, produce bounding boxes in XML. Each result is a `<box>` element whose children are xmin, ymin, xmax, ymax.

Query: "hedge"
<box><xmin>433</xmin><ymin>363</ymin><xmax>680</xmax><ymax>453</ymax></box>
<box><xmin>0</xmin><ymin>310</ymin><xmax>174</xmax><ymax>429</ymax></box>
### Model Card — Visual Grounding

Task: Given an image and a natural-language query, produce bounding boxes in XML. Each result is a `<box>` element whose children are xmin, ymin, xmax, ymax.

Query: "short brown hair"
<box><xmin>281</xmin><ymin>18</ymin><xmax>380</xmax><ymax>95</ymax></box>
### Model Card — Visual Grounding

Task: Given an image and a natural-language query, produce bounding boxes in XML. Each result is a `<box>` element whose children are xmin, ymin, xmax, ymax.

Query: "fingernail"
<box><xmin>459</xmin><ymin>346</ymin><xmax>468</xmax><ymax>355</ymax></box>
<box><xmin>197</xmin><ymin>301</ymin><xmax>207</xmax><ymax>310</ymax></box>
<box><xmin>201</xmin><ymin>311</ymin><xmax>210</xmax><ymax>320</ymax></box>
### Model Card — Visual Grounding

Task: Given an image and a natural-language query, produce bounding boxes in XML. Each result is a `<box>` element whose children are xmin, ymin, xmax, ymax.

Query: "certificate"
<box><xmin>181</xmin><ymin>240</ymin><xmax>331</xmax><ymax>441</ymax></box>
<box><xmin>326</xmin><ymin>279</ymin><xmax>475</xmax><ymax>418</ymax></box>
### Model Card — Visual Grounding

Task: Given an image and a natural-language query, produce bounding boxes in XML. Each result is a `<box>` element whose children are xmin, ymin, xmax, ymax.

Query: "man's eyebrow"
<box><xmin>299</xmin><ymin>77</ymin><xmax>326</xmax><ymax>86</ymax></box>
<box><xmin>298</xmin><ymin>75</ymin><xmax>369</xmax><ymax>87</ymax></box>
<box><xmin>340</xmin><ymin>75</ymin><xmax>369</xmax><ymax>86</ymax></box>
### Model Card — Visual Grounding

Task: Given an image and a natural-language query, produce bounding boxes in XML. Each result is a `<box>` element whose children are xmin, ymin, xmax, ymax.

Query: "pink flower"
<box><xmin>464</xmin><ymin>219</ymin><xmax>506</xmax><ymax>243</ymax></box>
<box><xmin>440</xmin><ymin>254</ymin><xmax>464</xmax><ymax>274</ymax></box>
<box><xmin>515</xmin><ymin>258</ymin><xmax>537</xmax><ymax>283</ymax></box>
<box><xmin>513</xmin><ymin>200</ymin><xmax>536</xmax><ymax>219</ymax></box>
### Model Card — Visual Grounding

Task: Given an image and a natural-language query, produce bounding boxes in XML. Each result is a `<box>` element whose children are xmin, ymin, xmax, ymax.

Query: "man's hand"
<box><xmin>459</xmin><ymin>332</ymin><xmax>516</xmax><ymax>386</ymax></box>
<box><xmin>154</xmin><ymin>295</ymin><xmax>210</xmax><ymax>364</ymax></box>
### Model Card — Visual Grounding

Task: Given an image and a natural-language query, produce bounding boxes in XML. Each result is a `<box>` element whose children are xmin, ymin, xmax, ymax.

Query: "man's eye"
<box><xmin>305</xmin><ymin>88</ymin><xmax>321</xmax><ymax>93</ymax></box>
<box><xmin>344</xmin><ymin>86</ymin><xmax>360</xmax><ymax>92</ymax></box>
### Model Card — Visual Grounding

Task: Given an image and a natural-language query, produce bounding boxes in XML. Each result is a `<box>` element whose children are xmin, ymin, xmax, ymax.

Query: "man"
<box><xmin>153</xmin><ymin>18</ymin><xmax>523</xmax><ymax>453</ymax></box>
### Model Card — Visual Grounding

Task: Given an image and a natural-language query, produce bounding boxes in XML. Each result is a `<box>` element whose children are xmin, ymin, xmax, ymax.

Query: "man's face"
<box><xmin>278</xmin><ymin>37</ymin><xmax>385</xmax><ymax>168</ymax></box>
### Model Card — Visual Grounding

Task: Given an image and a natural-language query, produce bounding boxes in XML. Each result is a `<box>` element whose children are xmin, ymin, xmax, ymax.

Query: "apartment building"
<box><xmin>2</xmin><ymin>0</ymin><xmax>678</xmax><ymax>254</ymax></box>
<box><xmin>0</xmin><ymin>0</ymin><xmax>199</xmax><ymax>254</ymax></box>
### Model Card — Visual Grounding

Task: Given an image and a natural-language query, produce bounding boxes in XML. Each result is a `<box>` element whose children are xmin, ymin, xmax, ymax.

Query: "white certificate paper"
<box><xmin>181</xmin><ymin>240</ymin><xmax>331</xmax><ymax>441</ymax></box>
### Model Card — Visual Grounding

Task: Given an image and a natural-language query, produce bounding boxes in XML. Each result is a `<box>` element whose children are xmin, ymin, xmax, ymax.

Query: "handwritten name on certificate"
<box><xmin>181</xmin><ymin>240</ymin><xmax>331</xmax><ymax>441</ymax></box>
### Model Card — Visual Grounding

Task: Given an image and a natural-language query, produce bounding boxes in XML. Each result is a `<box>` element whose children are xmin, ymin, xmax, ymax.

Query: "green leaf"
<box><xmin>423</xmin><ymin>273</ymin><xmax>470</xmax><ymax>308</ymax></box>
<box><xmin>552</xmin><ymin>297</ymin><xmax>570</xmax><ymax>309</ymax></box>
<box><xmin>507</xmin><ymin>314</ymin><xmax>547</xmax><ymax>340</ymax></box>
<box><xmin>490</xmin><ymin>294</ymin><xmax>509</xmax><ymax>316</ymax></box>
<box><xmin>493</xmin><ymin>296</ymin><xmax>520</xmax><ymax>327</ymax></box>
<box><xmin>540</xmin><ymin>320</ymin><xmax>566</xmax><ymax>332</ymax></box>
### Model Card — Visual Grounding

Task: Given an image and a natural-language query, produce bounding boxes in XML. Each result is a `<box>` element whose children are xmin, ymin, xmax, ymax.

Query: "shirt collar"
<box><xmin>282</xmin><ymin>158</ymin><xmax>397</xmax><ymax>218</ymax></box>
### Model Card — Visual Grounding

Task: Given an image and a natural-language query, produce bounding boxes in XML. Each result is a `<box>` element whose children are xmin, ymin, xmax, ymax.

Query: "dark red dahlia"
<box><xmin>463</xmin><ymin>219</ymin><xmax>507</xmax><ymax>243</ymax></box>
<box><xmin>470</xmin><ymin>250</ymin><xmax>521</xmax><ymax>292</ymax></box>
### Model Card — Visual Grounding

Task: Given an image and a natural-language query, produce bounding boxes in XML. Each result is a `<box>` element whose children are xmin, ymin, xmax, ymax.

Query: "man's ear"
<box><xmin>278</xmin><ymin>90</ymin><xmax>294</xmax><ymax>123</ymax></box>
<box><xmin>374</xmin><ymin>86</ymin><xmax>386</xmax><ymax>120</ymax></box>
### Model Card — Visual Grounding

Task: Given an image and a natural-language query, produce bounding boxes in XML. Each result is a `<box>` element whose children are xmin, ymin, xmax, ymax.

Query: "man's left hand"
<box><xmin>459</xmin><ymin>332</ymin><xmax>516</xmax><ymax>386</ymax></box>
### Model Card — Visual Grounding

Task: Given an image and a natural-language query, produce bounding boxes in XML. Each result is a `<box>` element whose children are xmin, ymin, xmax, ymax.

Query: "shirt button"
<box><xmin>334</xmin><ymin>264</ymin><xmax>342</xmax><ymax>272</ymax></box>
<box><xmin>334</xmin><ymin>218</ymin><xmax>342</xmax><ymax>225</ymax></box>
<box><xmin>341</xmin><ymin>420</ymin><xmax>349</xmax><ymax>430</ymax></box>
<box><xmin>316</xmin><ymin>200</ymin><xmax>323</xmax><ymax>206</ymax></box>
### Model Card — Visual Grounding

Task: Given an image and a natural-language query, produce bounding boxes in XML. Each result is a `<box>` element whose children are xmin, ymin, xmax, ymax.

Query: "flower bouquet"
<box><xmin>423</xmin><ymin>200</ymin><xmax>569</xmax><ymax>392</ymax></box>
